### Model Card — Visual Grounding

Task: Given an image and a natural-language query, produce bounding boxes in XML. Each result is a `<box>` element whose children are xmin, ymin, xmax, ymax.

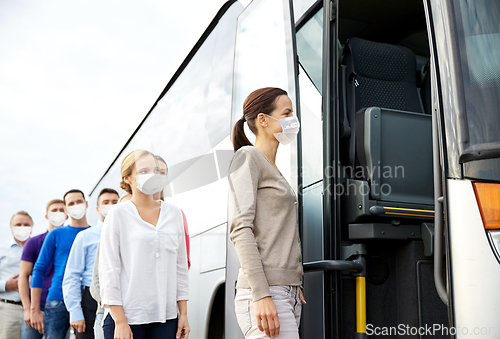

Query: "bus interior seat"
<box><xmin>340</xmin><ymin>37</ymin><xmax>434</xmax><ymax>227</ymax></box>
<box><xmin>343</xmin><ymin>37</ymin><xmax>423</xmax><ymax>115</ymax></box>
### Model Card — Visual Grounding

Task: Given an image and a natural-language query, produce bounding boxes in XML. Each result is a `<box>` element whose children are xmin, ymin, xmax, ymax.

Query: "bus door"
<box><xmin>225</xmin><ymin>0</ymin><xmax>301</xmax><ymax>337</ymax></box>
<box><xmin>296</xmin><ymin>1</ymin><xmax>345</xmax><ymax>338</ymax></box>
<box><xmin>299</xmin><ymin>0</ymin><xmax>455</xmax><ymax>337</ymax></box>
<box><xmin>426</xmin><ymin>0</ymin><xmax>500</xmax><ymax>336</ymax></box>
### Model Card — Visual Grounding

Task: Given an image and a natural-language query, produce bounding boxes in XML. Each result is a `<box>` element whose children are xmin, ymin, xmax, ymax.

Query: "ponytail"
<box><xmin>232</xmin><ymin>116</ymin><xmax>252</xmax><ymax>151</ymax></box>
<box><xmin>232</xmin><ymin>87</ymin><xmax>288</xmax><ymax>151</ymax></box>
<box><xmin>120</xmin><ymin>180</ymin><xmax>132</xmax><ymax>195</ymax></box>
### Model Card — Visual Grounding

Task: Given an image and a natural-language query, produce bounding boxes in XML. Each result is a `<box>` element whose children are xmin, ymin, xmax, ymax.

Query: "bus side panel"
<box><xmin>188</xmin><ymin>235</ymin><xmax>202</xmax><ymax>339</ymax></box>
<box><xmin>225</xmin><ymin>229</ymin><xmax>245</xmax><ymax>338</ymax></box>
<box><xmin>448</xmin><ymin>179</ymin><xmax>500</xmax><ymax>338</ymax></box>
<box><xmin>199</xmin><ymin>269</ymin><xmax>225</xmax><ymax>338</ymax></box>
<box><xmin>188</xmin><ymin>232</ymin><xmax>226</xmax><ymax>339</ymax></box>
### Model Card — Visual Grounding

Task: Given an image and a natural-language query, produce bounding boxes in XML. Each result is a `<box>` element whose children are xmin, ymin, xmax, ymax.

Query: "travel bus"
<box><xmin>88</xmin><ymin>0</ymin><xmax>500</xmax><ymax>338</ymax></box>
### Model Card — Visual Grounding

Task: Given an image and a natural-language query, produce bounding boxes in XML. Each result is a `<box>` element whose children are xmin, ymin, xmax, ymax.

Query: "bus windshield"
<box><xmin>453</xmin><ymin>0</ymin><xmax>500</xmax><ymax>150</ymax></box>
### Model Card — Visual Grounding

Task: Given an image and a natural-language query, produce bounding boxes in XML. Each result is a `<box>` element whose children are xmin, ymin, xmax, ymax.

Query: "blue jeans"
<box><xmin>21</xmin><ymin>306</ymin><xmax>44</xmax><ymax>339</ymax></box>
<box><xmin>103</xmin><ymin>314</ymin><xmax>178</xmax><ymax>339</ymax></box>
<box><xmin>44</xmin><ymin>300</ymin><xmax>70</xmax><ymax>339</ymax></box>
<box><xmin>94</xmin><ymin>313</ymin><xmax>104</xmax><ymax>339</ymax></box>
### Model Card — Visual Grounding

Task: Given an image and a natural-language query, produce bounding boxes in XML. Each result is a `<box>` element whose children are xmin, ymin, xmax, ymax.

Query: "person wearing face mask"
<box><xmin>19</xmin><ymin>199</ymin><xmax>67</xmax><ymax>339</ymax></box>
<box><xmin>0</xmin><ymin>211</ymin><xmax>34</xmax><ymax>339</ymax></box>
<box><xmin>90</xmin><ymin>191</ymin><xmax>128</xmax><ymax>339</ymax></box>
<box><xmin>31</xmin><ymin>189</ymin><xmax>91</xmax><ymax>339</ymax></box>
<box><xmin>63</xmin><ymin>188</ymin><xmax>119</xmax><ymax>339</ymax></box>
<box><xmin>99</xmin><ymin>150</ymin><xmax>189</xmax><ymax>339</ymax></box>
<box><xmin>153</xmin><ymin>155</ymin><xmax>191</xmax><ymax>270</ymax></box>
<box><xmin>229</xmin><ymin>87</ymin><xmax>306</xmax><ymax>339</ymax></box>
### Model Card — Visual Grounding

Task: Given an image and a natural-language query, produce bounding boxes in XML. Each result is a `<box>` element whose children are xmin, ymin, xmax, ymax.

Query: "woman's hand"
<box><xmin>299</xmin><ymin>288</ymin><xmax>307</xmax><ymax>304</ymax></box>
<box><xmin>110</xmin><ymin>305</ymin><xmax>132</xmax><ymax>339</ymax></box>
<box><xmin>30</xmin><ymin>309</ymin><xmax>44</xmax><ymax>334</ymax></box>
<box><xmin>176</xmin><ymin>313</ymin><xmax>190</xmax><ymax>339</ymax></box>
<box><xmin>254</xmin><ymin>296</ymin><xmax>280</xmax><ymax>338</ymax></box>
<box><xmin>24</xmin><ymin>309</ymin><xmax>31</xmax><ymax>327</ymax></box>
<box><xmin>114</xmin><ymin>321</ymin><xmax>133</xmax><ymax>339</ymax></box>
<box><xmin>176</xmin><ymin>300</ymin><xmax>189</xmax><ymax>338</ymax></box>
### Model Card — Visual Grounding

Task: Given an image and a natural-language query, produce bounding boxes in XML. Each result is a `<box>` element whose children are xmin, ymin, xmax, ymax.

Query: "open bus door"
<box><xmin>297</xmin><ymin>0</ymin><xmax>452</xmax><ymax>338</ymax></box>
<box><xmin>225</xmin><ymin>0</ymin><xmax>302</xmax><ymax>337</ymax></box>
<box><xmin>298</xmin><ymin>1</ymin><xmax>373</xmax><ymax>338</ymax></box>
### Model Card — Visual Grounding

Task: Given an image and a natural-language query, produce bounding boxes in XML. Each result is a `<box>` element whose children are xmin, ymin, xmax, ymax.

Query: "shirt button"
<box><xmin>156</xmin><ymin>253</ymin><xmax>159</xmax><ymax>258</ymax></box>
<box><xmin>294</xmin><ymin>201</ymin><xmax>297</xmax><ymax>205</ymax></box>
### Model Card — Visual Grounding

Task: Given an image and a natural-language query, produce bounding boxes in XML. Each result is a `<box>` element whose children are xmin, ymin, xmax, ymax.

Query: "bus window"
<box><xmin>296</xmin><ymin>8</ymin><xmax>323</xmax><ymax>92</ymax></box>
<box><xmin>453</xmin><ymin>0</ymin><xmax>500</xmax><ymax>147</ymax></box>
<box><xmin>295</xmin><ymin>7</ymin><xmax>325</xmax><ymax>338</ymax></box>
<box><xmin>296</xmin><ymin>7</ymin><xmax>323</xmax><ymax>187</ymax></box>
<box><xmin>230</xmin><ymin>0</ymin><xmax>298</xmax><ymax>186</ymax></box>
<box><xmin>293</xmin><ymin>0</ymin><xmax>321</xmax><ymax>23</ymax></box>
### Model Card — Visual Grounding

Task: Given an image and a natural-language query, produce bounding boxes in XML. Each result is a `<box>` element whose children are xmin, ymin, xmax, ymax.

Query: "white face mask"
<box><xmin>67</xmin><ymin>203</ymin><xmax>86</xmax><ymax>220</ymax></box>
<box><xmin>12</xmin><ymin>226</ymin><xmax>32</xmax><ymax>242</ymax></box>
<box><xmin>99</xmin><ymin>204</ymin><xmax>112</xmax><ymax>217</ymax></box>
<box><xmin>47</xmin><ymin>212</ymin><xmax>66</xmax><ymax>227</ymax></box>
<box><xmin>265</xmin><ymin>114</ymin><xmax>300</xmax><ymax>145</ymax></box>
<box><xmin>136</xmin><ymin>173</ymin><xmax>168</xmax><ymax>196</ymax></box>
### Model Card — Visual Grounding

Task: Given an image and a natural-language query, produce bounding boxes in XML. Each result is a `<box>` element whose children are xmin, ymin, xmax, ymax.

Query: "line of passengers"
<box><xmin>1</xmin><ymin>86</ymin><xmax>304</xmax><ymax>339</ymax></box>
<box><xmin>0</xmin><ymin>151</ymin><xmax>191</xmax><ymax>339</ymax></box>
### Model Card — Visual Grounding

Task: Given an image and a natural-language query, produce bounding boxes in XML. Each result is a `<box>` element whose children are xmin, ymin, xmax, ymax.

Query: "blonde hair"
<box><xmin>10</xmin><ymin>211</ymin><xmax>34</xmax><ymax>226</ymax></box>
<box><xmin>46</xmin><ymin>199</ymin><xmax>64</xmax><ymax>212</ymax></box>
<box><xmin>120</xmin><ymin>150</ymin><xmax>155</xmax><ymax>194</ymax></box>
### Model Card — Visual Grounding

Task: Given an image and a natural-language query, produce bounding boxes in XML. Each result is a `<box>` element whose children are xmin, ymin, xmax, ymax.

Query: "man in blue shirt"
<box><xmin>63</xmin><ymin>188</ymin><xmax>118</xmax><ymax>339</ymax></box>
<box><xmin>31</xmin><ymin>189</ymin><xmax>91</xmax><ymax>339</ymax></box>
<box><xmin>0</xmin><ymin>211</ymin><xmax>33</xmax><ymax>339</ymax></box>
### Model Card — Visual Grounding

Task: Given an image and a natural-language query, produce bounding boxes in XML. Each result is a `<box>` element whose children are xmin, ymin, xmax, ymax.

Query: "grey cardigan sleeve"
<box><xmin>90</xmin><ymin>242</ymin><xmax>101</xmax><ymax>303</ymax></box>
<box><xmin>228</xmin><ymin>150</ymin><xmax>270</xmax><ymax>301</ymax></box>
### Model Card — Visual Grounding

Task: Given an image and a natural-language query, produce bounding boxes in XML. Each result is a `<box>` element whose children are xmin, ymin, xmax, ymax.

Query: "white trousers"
<box><xmin>235</xmin><ymin>286</ymin><xmax>302</xmax><ymax>339</ymax></box>
<box><xmin>0</xmin><ymin>301</ymin><xmax>23</xmax><ymax>339</ymax></box>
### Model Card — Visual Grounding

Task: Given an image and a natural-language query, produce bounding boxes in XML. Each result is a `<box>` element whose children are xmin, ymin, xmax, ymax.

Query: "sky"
<box><xmin>0</xmin><ymin>0</ymin><xmax>233</xmax><ymax>242</ymax></box>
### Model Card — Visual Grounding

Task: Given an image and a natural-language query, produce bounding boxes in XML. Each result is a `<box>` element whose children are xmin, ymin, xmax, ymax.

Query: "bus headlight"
<box><xmin>488</xmin><ymin>231</ymin><xmax>500</xmax><ymax>259</ymax></box>
<box><xmin>472</xmin><ymin>182</ymin><xmax>500</xmax><ymax>229</ymax></box>
<box><xmin>473</xmin><ymin>182</ymin><xmax>500</xmax><ymax>261</ymax></box>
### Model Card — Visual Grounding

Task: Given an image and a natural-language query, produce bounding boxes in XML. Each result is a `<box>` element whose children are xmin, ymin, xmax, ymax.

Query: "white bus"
<box><xmin>89</xmin><ymin>0</ymin><xmax>500</xmax><ymax>338</ymax></box>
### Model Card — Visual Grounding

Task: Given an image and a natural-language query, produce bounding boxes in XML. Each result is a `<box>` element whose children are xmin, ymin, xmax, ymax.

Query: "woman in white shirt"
<box><xmin>99</xmin><ymin>149</ymin><xmax>189</xmax><ymax>339</ymax></box>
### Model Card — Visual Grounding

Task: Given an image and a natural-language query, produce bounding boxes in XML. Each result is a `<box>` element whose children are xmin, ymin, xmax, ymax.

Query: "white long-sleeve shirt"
<box><xmin>99</xmin><ymin>200</ymin><xmax>188</xmax><ymax>325</ymax></box>
<box><xmin>0</xmin><ymin>238</ymin><xmax>23</xmax><ymax>302</ymax></box>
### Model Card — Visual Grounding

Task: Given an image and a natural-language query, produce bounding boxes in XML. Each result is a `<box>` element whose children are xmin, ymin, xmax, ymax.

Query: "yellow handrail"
<box><xmin>356</xmin><ymin>276</ymin><xmax>367</xmax><ymax>333</ymax></box>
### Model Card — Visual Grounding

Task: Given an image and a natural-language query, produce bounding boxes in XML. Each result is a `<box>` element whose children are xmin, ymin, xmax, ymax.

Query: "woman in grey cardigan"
<box><xmin>229</xmin><ymin>87</ymin><xmax>305</xmax><ymax>339</ymax></box>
